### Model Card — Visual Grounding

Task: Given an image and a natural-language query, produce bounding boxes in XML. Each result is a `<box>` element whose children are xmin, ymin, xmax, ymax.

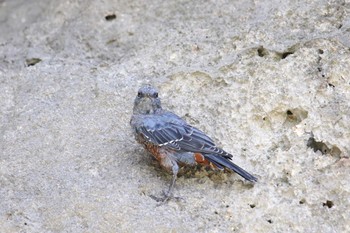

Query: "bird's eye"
<box><xmin>153</xmin><ymin>92</ymin><xmax>158</xmax><ymax>98</ymax></box>
<box><xmin>137</xmin><ymin>92</ymin><xmax>142</xmax><ymax>97</ymax></box>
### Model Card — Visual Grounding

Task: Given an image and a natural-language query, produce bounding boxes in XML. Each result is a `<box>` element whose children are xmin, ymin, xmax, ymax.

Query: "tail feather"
<box><xmin>204</xmin><ymin>154</ymin><xmax>257</xmax><ymax>182</ymax></box>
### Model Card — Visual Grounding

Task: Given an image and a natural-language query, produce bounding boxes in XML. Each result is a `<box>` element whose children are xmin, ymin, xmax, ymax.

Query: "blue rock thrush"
<box><xmin>130</xmin><ymin>84</ymin><xmax>257</xmax><ymax>202</ymax></box>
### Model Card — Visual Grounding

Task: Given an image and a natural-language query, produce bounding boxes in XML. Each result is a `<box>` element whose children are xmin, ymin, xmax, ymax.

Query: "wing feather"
<box><xmin>133</xmin><ymin>111</ymin><xmax>256</xmax><ymax>182</ymax></box>
<box><xmin>137</xmin><ymin>112</ymin><xmax>231</xmax><ymax>156</ymax></box>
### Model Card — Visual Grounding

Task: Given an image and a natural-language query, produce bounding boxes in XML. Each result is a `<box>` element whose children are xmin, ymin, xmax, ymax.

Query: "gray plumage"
<box><xmin>130</xmin><ymin>85</ymin><xmax>257</xmax><ymax>202</ymax></box>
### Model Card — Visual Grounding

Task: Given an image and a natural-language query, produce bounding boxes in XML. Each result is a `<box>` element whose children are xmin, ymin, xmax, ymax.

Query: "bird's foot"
<box><xmin>150</xmin><ymin>190</ymin><xmax>184</xmax><ymax>204</ymax></box>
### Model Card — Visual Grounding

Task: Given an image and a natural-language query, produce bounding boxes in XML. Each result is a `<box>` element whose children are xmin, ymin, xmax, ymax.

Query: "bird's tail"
<box><xmin>204</xmin><ymin>154</ymin><xmax>257</xmax><ymax>182</ymax></box>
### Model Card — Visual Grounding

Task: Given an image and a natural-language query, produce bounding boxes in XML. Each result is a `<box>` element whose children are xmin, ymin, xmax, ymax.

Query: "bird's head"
<box><xmin>133</xmin><ymin>84</ymin><xmax>162</xmax><ymax>114</ymax></box>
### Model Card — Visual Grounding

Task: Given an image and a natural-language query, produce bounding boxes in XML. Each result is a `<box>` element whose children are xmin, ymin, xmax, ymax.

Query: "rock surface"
<box><xmin>0</xmin><ymin>0</ymin><xmax>349</xmax><ymax>232</ymax></box>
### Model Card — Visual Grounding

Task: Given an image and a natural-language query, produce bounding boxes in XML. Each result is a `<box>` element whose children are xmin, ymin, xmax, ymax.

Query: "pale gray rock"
<box><xmin>0</xmin><ymin>0</ymin><xmax>349</xmax><ymax>232</ymax></box>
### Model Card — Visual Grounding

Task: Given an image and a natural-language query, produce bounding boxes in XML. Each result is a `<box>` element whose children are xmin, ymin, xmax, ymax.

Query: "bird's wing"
<box><xmin>136</xmin><ymin>112</ymin><xmax>232</xmax><ymax>158</ymax></box>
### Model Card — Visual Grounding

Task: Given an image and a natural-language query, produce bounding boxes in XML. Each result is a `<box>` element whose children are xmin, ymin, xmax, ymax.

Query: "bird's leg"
<box><xmin>161</xmin><ymin>172</ymin><xmax>177</xmax><ymax>201</ymax></box>
<box><xmin>150</xmin><ymin>161</ymin><xmax>182</xmax><ymax>203</ymax></box>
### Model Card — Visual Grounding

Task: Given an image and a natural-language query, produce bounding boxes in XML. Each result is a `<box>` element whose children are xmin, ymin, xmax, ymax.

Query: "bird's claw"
<box><xmin>150</xmin><ymin>191</ymin><xmax>184</xmax><ymax>204</ymax></box>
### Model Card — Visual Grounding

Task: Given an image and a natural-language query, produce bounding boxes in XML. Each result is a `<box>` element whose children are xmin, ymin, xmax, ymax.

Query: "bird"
<box><xmin>130</xmin><ymin>84</ymin><xmax>257</xmax><ymax>202</ymax></box>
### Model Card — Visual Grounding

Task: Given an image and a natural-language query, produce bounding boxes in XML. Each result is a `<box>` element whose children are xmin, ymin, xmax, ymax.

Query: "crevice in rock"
<box><xmin>257</xmin><ymin>46</ymin><xmax>268</xmax><ymax>57</ymax></box>
<box><xmin>323</xmin><ymin>200</ymin><xmax>334</xmax><ymax>208</ymax></box>
<box><xmin>276</xmin><ymin>44</ymin><xmax>297</xmax><ymax>60</ymax></box>
<box><xmin>316</xmin><ymin>48</ymin><xmax>326</xmax><ymax>78</ymax></box>
<box><xmin>307</xmin><ymin>134</ymin><xmax>342</xmax><ymax>157</ymax></box>
<box><xmin>328</xmin><ymin>83</ymin><xmax>335</xmax><ymax>88</ymax></box>
<box><xmin>105</xmin><ymin>13</ymin><xmax>116</xmax><ymax>21</ymax></box>
<box><xmin>283</xmin><ymin>108</ymin><xmax>308</xmax><ymax>127</ymax></box>
<box><xmin>26</xmin><ymin>58</ymin><xmax>41</xmax><ymax>66</ymax></box>
<box><xmin>256</xmin><ymin>46</ymin><xmax>296</xmax><ymax>60</ymax></box>
<box><xmin>307</xmin><ymin>136</ymin><xmax>330</xmax><ymax>154</ymax></box>
<box><xmin>276</xmin><ymin>51</ymin><xmax>294</xmax><ymax>59</ymax></box>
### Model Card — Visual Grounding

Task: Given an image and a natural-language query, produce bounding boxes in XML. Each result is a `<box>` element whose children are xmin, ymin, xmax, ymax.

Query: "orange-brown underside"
<box><xmin>142</xmin><ymin>141</ymin><xmax>217</xmax><ymax>169</ymax></box>
<box><xmin>194</xmin><ymin>153</ymin><xmax>210</xmax><ymax>166</ymax></box>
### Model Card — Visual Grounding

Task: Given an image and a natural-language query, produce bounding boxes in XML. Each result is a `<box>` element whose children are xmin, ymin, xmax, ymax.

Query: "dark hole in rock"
<box><xmin>249</xmin><ymin>204</ymin><xmax>256</xmax><ymax>208</ymax></box>
<box><xmin>267</xmin><ymin>219</ymin><xmax>273</xmax><ymax>224</ymax></box>
<box><xmin>284</xmin><ymin>108</ymin><xmax>308</xmax><ymax>127</ymax></box>
<box><xmin>338</xmin><ymin>24</ymin><xmax>343</xmax><ymax>29</ymax></box>
<box><xmin>328</xmin><ymin>83</ymin><xmax>335</xmax><ymax>88</ymax></box>
<box><xmin>317</xmin><ymin>67</ymin><xmax>322</xmax><ymax>72</ymax></box>
<box><xmin>318</xmin><ymin>49</ymin><xmax>324</xmax><ymax>54</ymax></box>
<box><xmin>214</xmin><ymin>211</ymin><xmax>219</xmax><ymax>214</ymax></box>
<box><xmin>257</xmin><ymin>47</ymin><xmax>268</xmax><ymax>57</ymax></box>
<box><xmin>280</xmin><ymin>51</ymin><xmax>294</xmax><ymax>59</ymax></box>
<box><xmin>323</xmin><ymin>200</ymin><xmax>334</xmax><ymax>208</ymax></box>
<box><xmin>307</xmin><ymin>137</ymin><xmax>330</xmax><ymax>154</ymax></box>
<box><xmin>299</xmin><ymin>198</ymin><xmax>305</xmax><ymax>204</ymax></box>
<box><xmin>105</xmin><ymin>14</ymin><xmax>116</xmax><ymax>21</ymax></box>
<box><xmin>26</xmin><ymin>58</ymin><xmax>42</xmax><ymax>66</ymax></box>
<box><xmin>106</xmin><ymin>39</ymin><xmax>117</xmax><ymax>45</ymax></box>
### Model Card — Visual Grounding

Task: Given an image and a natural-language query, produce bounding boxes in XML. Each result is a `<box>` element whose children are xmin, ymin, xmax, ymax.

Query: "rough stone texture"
<box><xmin>0</xmin><ymin>0</ymin><xmax>349</xmax><ymax>232</ymax></box>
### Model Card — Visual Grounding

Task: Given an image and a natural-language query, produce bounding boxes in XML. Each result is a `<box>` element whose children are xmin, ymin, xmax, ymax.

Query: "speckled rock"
<box><xmin>0</xmin><ymin>0</ymin><xmax>349</xmax><ymax>232</ymax></box>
